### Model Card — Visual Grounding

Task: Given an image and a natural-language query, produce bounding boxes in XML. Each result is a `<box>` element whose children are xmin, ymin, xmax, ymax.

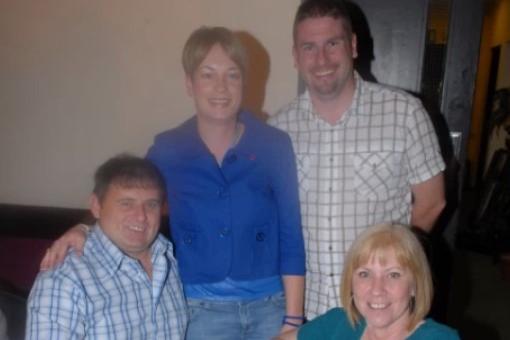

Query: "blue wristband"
<box><xmin>282</xmin><ymin>315</ymin><xmax>305</xmax><ymax>327</ymax></box>
<box><xmin>283</xmin><ymin>320</ymin><xmax>301</xmax><ymax>328</ymax></box>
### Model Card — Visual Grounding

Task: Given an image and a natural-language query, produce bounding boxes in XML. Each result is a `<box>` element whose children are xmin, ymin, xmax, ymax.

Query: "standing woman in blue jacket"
<box><xmin>147</xmin><ymin>26</ymin><xmax>306</xmax><ymax>339</ymax></box>
<box><xmin>41</xmin><ymin>26</ymin><xmax>306</xmax><ymax>340</ymax></box>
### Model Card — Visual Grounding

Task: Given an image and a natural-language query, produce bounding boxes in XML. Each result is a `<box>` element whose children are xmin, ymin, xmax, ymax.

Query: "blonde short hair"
<box><xmin>182</xmin><ymin>26</ymin><xmax>247</xmax><ymax>77</ymax></box>
<box><xmin>340</xmin><ymin>223</ymin><xmax>433</xmax><ymax>331</ymax></box>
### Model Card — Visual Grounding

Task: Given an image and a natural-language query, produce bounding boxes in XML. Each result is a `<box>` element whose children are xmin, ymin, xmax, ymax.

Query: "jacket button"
<box><xmin>220</xmin><ymin>228</ymin><xmax>230</xmax><ymax>237</ymax></box>
<box><xmin>256</xmin><ymin>232</ymin><xmax>265</xmax><ymax>241</ymax></box>
<box><xmin>184</xmin><ymin>236</ymin><xmax>193</xmax><ymax>244</ymax></box>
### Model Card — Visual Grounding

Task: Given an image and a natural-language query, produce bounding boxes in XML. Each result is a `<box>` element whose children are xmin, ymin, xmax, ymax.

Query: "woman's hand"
<box><xmin>39</xmin><ymin>224</ymin><xmax>89</xmax><ymax>270</ymax></box>
<box><xmin>273</xmin><ymin>327</ymin><xmax>298</xmax><ymax>340</ymax></box>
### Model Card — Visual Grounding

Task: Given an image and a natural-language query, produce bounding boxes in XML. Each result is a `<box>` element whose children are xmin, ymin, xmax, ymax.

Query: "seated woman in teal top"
<box><xmin>277</xmin><ymin>224</ymin><xmax>460</xmax><ymax>340</ymax></box>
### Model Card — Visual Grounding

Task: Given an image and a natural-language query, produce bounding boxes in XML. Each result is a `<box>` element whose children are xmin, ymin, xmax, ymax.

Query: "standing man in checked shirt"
<box><xmin>26</xmin><ymin>155</ymin><xmax>187</xmax><ymax>339</ymax></box>
<box><xmin>269</xmin><ymin>0</ymin><xmax>446</xmax><ymax>319</ymax></box>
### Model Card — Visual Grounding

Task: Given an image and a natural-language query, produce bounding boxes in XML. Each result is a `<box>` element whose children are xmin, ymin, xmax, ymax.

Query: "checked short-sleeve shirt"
<box><xmin>269</xmin><ymin>73</ymin><xmax>445</xmax><ymax>318</ymax></box>
<box><xmin>26</xmin><ymin>225</ymin><xmax>188</xmax><ymax>340</ymax></box>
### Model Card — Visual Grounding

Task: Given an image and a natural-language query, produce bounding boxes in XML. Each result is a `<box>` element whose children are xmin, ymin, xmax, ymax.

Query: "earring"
<box><xmin>409</xmin><ymin>295</ymin><xmax>416</xmax><ymax>313</ymax></box>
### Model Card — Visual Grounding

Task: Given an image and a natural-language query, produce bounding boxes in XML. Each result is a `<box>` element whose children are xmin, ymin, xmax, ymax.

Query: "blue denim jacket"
<box><xmin>147</xmin><ymin>110</ymin><xmax>305</xmax><ymax>284</ymax></box>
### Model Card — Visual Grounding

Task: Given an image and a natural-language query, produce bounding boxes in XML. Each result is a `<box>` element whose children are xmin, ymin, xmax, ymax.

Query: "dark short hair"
<box><xmin>293</xmin><ymin>0</ymin><xmax>353</xmax><ymax>41</ymax></box>
<box><xmin>182</xmin><ymin>26</ymin><xmax>247</xmax><ymax>77</ymax></box>
<box><xmin>93</xmin><ymin>154</ymin><xmax>166</xmax><ymax>202</ymax></box>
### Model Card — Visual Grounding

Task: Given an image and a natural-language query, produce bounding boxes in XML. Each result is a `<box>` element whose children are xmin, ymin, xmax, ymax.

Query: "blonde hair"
<box><xmin>182</xmin><ymin>26</ymin><xmax>247</xmax><ymax>77</ymax></box>
<box><xmin>340</xmin><ymin>223</ymin><xmax>433</xmax><ymax>331</ymax></box>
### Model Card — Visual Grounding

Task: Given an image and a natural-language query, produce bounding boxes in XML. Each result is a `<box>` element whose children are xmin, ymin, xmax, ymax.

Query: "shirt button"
<box><xmin>328</xmin><ymin>245</ymin><xmax>333</xmax><ymax>251</ymax></box>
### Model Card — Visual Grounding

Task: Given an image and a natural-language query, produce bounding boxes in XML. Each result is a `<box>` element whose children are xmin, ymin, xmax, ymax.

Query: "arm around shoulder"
<box><xmin>40</xmin><ymin>224</ymin><xmax>90</xmax><ymax>271</ymax></box>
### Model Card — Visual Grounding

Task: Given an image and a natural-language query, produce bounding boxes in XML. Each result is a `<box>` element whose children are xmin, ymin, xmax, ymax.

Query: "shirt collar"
<box><xmin>88</xmin><ymin>224</ymin><xmax>124</xmax><ymax>274</ymax></box>
<box><xmin>88</xmin><ymin>223</ymin><xmax>168</xmax><ymax>276</ymax></box>
<box><xmin>301</xmin><ymin>71</ymin><xmax>365</xmax><ymax>124</ymax></box>
<box><xmin>173</xmin><ymin>116</ymin><xmax>208</xmax><ymax>160</ymax></box>
<box><xmin>175</xmin><ymin>110</ymin><xmax>254</xmax><ymax>160</ymax></box>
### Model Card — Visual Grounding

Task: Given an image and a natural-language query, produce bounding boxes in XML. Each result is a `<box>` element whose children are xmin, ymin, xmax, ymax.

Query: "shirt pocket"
<box><xmin>353</xmin><ymin>151</ymin><xmax>401</xmax><ymax>200</ymax></box>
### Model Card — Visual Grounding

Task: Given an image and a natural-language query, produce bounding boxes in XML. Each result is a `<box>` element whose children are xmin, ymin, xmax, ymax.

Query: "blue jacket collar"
<box><xmin>175</xmin><ymin>110</ymin><xmax>258</xmax><ymax>160</ymax></box>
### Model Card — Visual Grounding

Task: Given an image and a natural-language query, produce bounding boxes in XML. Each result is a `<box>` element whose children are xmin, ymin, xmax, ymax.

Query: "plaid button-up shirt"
<box><xmin>269</xmin><ymin>73</ymin><xmax>445</xmax><ymax>318</ymax></box>
<box><xmin>26</xmin><ymin>225</ymin><xmax>188</xmax><ymax>339</ymax></box>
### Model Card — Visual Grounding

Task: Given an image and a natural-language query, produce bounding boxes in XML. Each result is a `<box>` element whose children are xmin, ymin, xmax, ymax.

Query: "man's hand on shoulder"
<box><xmin>39</xmin><ymin>224</ymin><xmax>90</xmax><ymax>271</ymax></box>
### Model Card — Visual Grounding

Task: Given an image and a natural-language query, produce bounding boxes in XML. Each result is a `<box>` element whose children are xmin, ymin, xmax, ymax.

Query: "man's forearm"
<box><xmin>410</xmin><ymin>172</ymin><xmax>446</xmax><ymax>232</ymax></box>
<box><xmin>411</xmin><ymin>197</ymin><xmax>446</xmax><ymax>232</ymax></box>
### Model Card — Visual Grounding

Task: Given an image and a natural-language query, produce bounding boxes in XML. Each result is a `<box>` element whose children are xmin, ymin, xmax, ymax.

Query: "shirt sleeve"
<box><xmin>271</xmin><ymin>132</ymin><xmax>306</xmax><ymax>275</ymax></box>
<box><xmin>26</xmin><ymin>271</ymin><xmax>86</xmax><ymax>340</ymax></box>
<box><xmin>405</xmin><ymin>99</ymin><xmax>445</xmax><ymax>185</ymax></box>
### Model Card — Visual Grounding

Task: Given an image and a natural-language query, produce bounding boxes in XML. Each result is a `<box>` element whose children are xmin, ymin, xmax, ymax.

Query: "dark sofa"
<box><xmin>0</xmin><ymin>203</ymin><xmax>90</xmax><ymax>339</ymax></box>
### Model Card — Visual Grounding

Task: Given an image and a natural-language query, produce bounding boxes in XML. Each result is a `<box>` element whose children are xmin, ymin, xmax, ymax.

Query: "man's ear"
<box><xmin>292</xmin><ymin>45</ymin><xmax>298</xmax><ymax>68</ymax></box>
<box><xmin>89</xmin><ymin>194</ymin><xmax>101</xmax><ymax>219</ymax></box>
<box><xmin>185</xmin><ymin>74</ymin><xmax>194</xmax><ymax>97</ymax></box>
<box><xmin>351</xmin><ymin>33</ymin><xmax>358</xmax><ymax>59</ymax></box>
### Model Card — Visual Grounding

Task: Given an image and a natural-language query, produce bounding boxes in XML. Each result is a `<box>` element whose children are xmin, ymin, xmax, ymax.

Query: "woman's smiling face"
<box><xmin>352</xmin><ymin>249</ymin><xmax>415</xmax><ymax>334</ymax></box>
<box><xmin>186</xmin><ymin>43</ymin><xmax>243</xmax><ymax>125</ymax></box>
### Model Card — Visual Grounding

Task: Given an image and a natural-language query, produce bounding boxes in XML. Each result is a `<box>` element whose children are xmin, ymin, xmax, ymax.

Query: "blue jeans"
<box><xmin>185</xmin><ymin>292</ymin><xmax>286</xmax><ymax>340</ymax></box>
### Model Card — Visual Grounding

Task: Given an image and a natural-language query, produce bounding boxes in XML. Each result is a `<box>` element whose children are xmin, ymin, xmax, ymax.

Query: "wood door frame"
<box><xmin>440</xmin><ymin>0</ymin><xmax>483</xmax><ymax>241</ymax></box>
<box><xmin>441</xmin><ymin>0</ymin><xmax>483</xmax><ymax>166</ymax></box>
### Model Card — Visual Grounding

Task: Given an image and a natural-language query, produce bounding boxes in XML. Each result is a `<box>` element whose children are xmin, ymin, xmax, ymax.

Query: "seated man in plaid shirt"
<box><xmin>26</xmin><ymin>155</ymin><xmax>188</xmax><ymax>339</ymax></box>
